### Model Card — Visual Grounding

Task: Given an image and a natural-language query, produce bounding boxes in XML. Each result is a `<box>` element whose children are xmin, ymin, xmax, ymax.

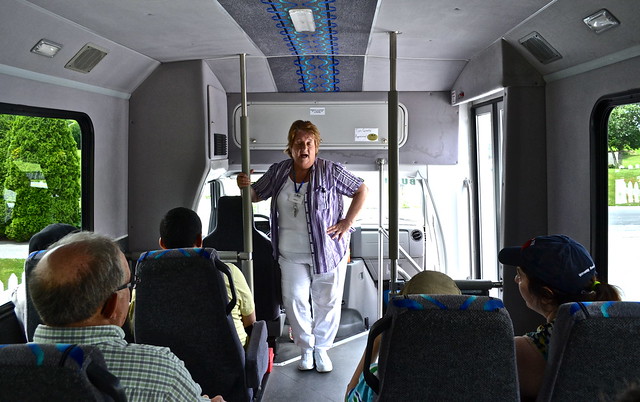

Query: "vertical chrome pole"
<box><xmin>376</xmin><ymin>158</ymin><xmax>386</xmax><ymax>319</ymax></box>
<box><xmin>240</xmin><ymin>53</ymin><xmax>254</xmax><ymax>291</ymax></box>
<box><xmin>388</xmin><ymin>32</ymin><xmax>399</xmax><ymax>294</ymax></box>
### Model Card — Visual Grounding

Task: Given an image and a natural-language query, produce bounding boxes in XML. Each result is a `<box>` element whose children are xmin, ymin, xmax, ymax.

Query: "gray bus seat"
<box><xmin>364</xmin><ymin>294</ymin><xmax>519</xmax><ymax>401</ymax></box>
<box><xmin>133</xmin><ymin>247</ymin><xmax>268</xmax><ymax>402</ymax></box>
<box><xmin>24</xmin><ymin>250</ymin><xmax>46</xmax><ymax>342</ymax></box>
<box><xmin>537</xmin><ymin>301</ymin><xmax>640</xmax><ymax>402</ymax></box>
<box><xmin>0</xmin><ymin>301</ymin><xmax>27</xmax><ymax>344</ymax></box>
<box><xmin>203</xmin><ymin>196</ymin><xmax>283</xmax><ymax>344</ymax></box>
<box><xmin>0</xmin><ymin>343</ymin><xmax>126</xmax><ymax>401</ymax></box>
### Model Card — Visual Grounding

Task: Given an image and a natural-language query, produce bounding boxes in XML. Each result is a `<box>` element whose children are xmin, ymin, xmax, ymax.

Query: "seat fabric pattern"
<box><xmin>0</xmin><ymin>343</ymin><xmax>125</xmax><ymax>401</ymax></box>
<box><xmin>370</xmin><ymin>294</ymin><xmax>519</xmax><ymax>402</ymax></box>
<box><xmin>134</xmin><ymin>247</ymin><xmax>267</xmax><ymax>402</ymax></box>
<box><xmin>537</xmin><ymin>301</ymin><xmax>640</xmax><ymax>402</ymax></box>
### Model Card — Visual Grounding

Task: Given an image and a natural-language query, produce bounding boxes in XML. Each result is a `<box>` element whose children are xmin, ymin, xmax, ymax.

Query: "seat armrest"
<box><xmin>244</xmin><ymin>320</ymin><xmax>269</xmax><ymax>388</ymax></box>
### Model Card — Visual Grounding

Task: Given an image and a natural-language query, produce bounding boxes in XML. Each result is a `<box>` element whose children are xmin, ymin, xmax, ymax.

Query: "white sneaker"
<box><xmin>314</xmin><ymin>349</ymin><xmax>333</xmax><ymax>373</ymax></box>
<box><xmin>298</xmin><ymin>350</ymin><xmax>314</xmax><ymax>371</ymax></box>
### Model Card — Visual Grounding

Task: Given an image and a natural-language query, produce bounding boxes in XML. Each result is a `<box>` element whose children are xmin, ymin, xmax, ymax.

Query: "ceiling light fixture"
<box><xmin>583</xmin><ymin>9</ymin><xmax>619</xmax><ymax>34</ymax></box>
<box><xmin>289</xmin><ymin>8</ymin><xmax>316</xmax><ymax>32</ymax></box>
<box><xmin>30</xmin><ymin>39</ymin><xmax>63</xmax><ymax>58</ymax></box>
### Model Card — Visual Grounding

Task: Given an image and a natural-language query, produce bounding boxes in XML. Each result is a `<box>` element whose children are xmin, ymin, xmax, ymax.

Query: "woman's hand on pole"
<box><xmin>237</xmin><ymin>169</ymin><xmax>254</xmax><ymax>189</ymax></box>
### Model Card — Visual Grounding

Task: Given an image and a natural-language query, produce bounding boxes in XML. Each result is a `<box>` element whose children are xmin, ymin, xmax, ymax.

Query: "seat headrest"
<box><xmin>216</xmin><ymin>196</ymin><xmax>252</xmax><ymax>230</ymax></box>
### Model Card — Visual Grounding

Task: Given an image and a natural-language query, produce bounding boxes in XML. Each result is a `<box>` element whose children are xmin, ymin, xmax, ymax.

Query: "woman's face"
<box><xmin>515</xmin><ymin>267</ymin><xmax>545</xmax><ymax>317</ymax></box>
<box><xmin>291</xmin><ymin>130</ymin><xmax>317</xmax><ymax>171</ymax></box>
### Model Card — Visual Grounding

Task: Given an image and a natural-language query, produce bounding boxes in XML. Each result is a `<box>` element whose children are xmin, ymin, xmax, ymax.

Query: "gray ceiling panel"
<box><xmin>503</xmin><ymin>0</ymin><xmax>640</xmax><ymax>76</ymax></box>
<box><xmin>217</xmin><ymin>0</ymin><xmax>376</xmax><ymax>92</ymax></box>
<box><xmin>3</xmin><ymin>0</ymin><xmax>639</xmax><ymax>94</ymax></box>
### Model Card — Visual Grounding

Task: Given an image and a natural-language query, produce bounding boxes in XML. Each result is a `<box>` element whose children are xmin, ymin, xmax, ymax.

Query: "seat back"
<box><xmin>24</xmin><ymin>250</ymin><xmax>47</xmax><ymax>342</ymax></box>
<box><xmin>0</xmin><ymin>301</ymin><xmax>27</xmax><ymax>344</ymax></box>
<box><xmin>537</xmin><ymin>301</ymin><xmax>640</xmax><ymax>402</ymax></box>
<box><xmin>133</xmin><ymin>247</ymin><xmax>248</xmax><ymax>402</ymax></box>
<box><xmin>364</xmin><ymin>294</ymin><xmax>519</xmax><ymax>401</ymax></box>
<box><xmin>0</xmin><ymin>343</ymin><xmax>126</xmax><ymax>401</ymax></box>
<box><xmin>203</xmin><ymin>195</ymin><xmax>281</xmax><ymax>322</ymax></box>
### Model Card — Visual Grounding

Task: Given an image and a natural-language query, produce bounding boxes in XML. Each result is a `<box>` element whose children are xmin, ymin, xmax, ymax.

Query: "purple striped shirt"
<box><xmin>252</xmin><ymin>158</ymin><xmax>363</xmax><ymax>274</ymax></box>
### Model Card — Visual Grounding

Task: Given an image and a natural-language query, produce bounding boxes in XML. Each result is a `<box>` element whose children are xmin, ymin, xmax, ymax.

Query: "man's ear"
<box><xmin>159</xmin><ymin>237</ymin><xmax>167</xmax><ymax>249</ymax></box>
<box><xmin>195</xmin><ymin>234</ymin><xmax>203</xmax><ymax>248</ymax></box>
<box><xmin>100</xmin><ymin>293</ymin><xmax>119</xmax><ymax>319</ymax></box>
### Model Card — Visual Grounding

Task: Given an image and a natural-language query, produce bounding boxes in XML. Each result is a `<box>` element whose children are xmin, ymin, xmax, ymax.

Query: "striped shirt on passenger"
<box><xmin>252</xmin><ymin>157</ymin><xmax>363</xmax><ymax>274</ymax></box>
<box><xmin>34</xmin><ymin>325</ymin><xmax>209</xmax><ymax>402</ymax></box>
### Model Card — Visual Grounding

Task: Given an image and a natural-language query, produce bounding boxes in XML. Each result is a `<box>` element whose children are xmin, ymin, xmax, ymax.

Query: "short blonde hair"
<box><xmin>285</xmin><ymin>120</ymin><xmax>321</xmax><ymax>157</ymax></box>
<box><xmin>401</xmin><ymin>270</ymin><xmax>461</xmax><ymax>296</ymax></box>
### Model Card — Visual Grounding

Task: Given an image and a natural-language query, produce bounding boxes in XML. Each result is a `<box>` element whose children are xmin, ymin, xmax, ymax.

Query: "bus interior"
<box><xmin>1</xmin><ymin>0</ymin><xmax>640</xmax><ymax>400</ymax></box>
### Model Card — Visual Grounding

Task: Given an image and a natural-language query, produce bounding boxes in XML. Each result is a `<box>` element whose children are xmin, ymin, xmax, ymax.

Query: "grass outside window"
<box><xmin>0</xmin><ymin>259</ymin><xmax>25</xmax><ymax>288</ymax></box>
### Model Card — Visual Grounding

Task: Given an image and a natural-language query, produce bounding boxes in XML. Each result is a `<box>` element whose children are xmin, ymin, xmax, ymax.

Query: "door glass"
<box><xmin>607</xmin><ymin>102</ymin><xmax>640</xmax><ymax>300</ymax></box>
<box><xmin>475</xmin><ymin>103</ymin><xmax>502</xmax><ymax>282</ymax></box>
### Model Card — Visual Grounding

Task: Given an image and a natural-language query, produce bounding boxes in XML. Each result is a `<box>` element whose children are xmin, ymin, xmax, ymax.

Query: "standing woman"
<box><xmin>237</xmin><ymin>120</ymin><xmax>368</xmax><ymax>373</ymax></box>
<box><xmin>498</xmin><ymin>234</ymin><xmax>621</xmax><ymax>401</ymax></box>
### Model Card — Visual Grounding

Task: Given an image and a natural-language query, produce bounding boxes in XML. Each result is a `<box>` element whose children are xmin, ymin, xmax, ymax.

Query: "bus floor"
<box><xmin>260</xmin><ymin>331</ymin><xmax>368</xmax><ymax>401</ymax></box>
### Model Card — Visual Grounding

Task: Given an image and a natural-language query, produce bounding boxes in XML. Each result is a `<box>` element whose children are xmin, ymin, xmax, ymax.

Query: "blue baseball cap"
<box><xmin>498</xmin><ymin>234</ymin><xmax>598</xmax><ymax>294</ymax></box>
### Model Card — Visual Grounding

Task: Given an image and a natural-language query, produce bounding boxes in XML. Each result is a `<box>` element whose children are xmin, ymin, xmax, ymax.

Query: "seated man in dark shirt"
<box><xmin>29</xmin><ymin>231</ymin><xmax>225</xmax><ymax>402</ymax></box>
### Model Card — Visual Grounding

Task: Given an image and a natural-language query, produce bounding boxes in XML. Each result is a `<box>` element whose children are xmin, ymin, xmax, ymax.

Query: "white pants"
<box><xmin>279</xmin><ymin>251</ymin><xmax>347</xmax><ymax>352</ymax></box>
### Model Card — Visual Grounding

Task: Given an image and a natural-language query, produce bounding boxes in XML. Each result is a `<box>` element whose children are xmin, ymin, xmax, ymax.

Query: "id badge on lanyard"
<box><xmin>288</xmin><ymin>192</ymin><xmax>303</xmax><ymax>217</ymax></box>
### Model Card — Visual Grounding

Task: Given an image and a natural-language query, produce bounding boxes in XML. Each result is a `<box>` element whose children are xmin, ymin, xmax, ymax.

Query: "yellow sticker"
<box><xmin>367</xmin><ymin>133</ymin><xmax>378</xmax><ymax>141</ymax></box>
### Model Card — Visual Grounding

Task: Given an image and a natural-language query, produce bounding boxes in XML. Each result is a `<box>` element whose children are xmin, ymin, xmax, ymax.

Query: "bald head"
<box><xmin>29</xmin><ymin>232</ymin><xmax>127</xmax><ymax>327</ymax></box>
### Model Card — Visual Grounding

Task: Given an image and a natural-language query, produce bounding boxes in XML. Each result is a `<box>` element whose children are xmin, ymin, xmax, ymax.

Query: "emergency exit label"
<box><xmin>355</xmin><ymin>128</ymin><xmax>379</xmax><ymax>142</ymax></box>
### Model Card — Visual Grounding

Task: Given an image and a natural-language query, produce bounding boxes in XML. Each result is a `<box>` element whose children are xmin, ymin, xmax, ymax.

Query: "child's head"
<box><xmin>159</xmin><ymin>207</ymin><xmax>202</xmax><ymax>249</ymax></box>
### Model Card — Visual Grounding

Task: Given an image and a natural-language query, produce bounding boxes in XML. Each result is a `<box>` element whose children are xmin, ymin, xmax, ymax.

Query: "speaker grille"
<box><xmin>65</xmin><ymin>43</ymin><xmax>109</xmax><ymax>73</ymax></box>
<box><xmin>518</xmin><ymin>32</ymin><xmax>562</xmax><ymax>65</ymax></box>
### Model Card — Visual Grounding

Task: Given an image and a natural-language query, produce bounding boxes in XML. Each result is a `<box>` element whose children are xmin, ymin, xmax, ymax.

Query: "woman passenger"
<box><xmin>498</xmin><ymin>234</ymin><xmax>621</xmax><ymax>401</ymax></box>
<box><xmin>237</xmin><ymin>120</ymin><xmax>368</xmax><ymax>372</ymax></box>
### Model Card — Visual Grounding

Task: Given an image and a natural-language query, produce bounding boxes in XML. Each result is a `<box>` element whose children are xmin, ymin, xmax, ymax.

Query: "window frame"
<box><xmin>0</xmin><ymin>102</ymin><xmax>94</xmax><ymax>230</ymax></box>
<box><xmin>470</xmin><ymin>97</ymin><xmax>503</xmax><ymax>280</ymax></box>
<box><xmin>591</xmin><ymin>88</ymin><xmax>640</xmax><ymax>282</ymax></box>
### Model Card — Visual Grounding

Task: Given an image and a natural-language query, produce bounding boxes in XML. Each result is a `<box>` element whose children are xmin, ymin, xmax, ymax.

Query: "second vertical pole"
<box><xmin>388</xmin><ymin>32</ymin><xmax>399</xmax><ymax>294</ymax></box>
<box><xmin>239</xmin><ymin>53</ymin><xmax>254</xmax><ymax>291</ymax></box>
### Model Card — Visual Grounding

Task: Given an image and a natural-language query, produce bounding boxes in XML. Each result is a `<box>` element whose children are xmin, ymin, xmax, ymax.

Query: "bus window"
<box><xmin>0</xmin><ymin>107</ymin><xmax>89</xmax><ymax>242</ymax></box>
<box><xmin>473</xmin><ymin>101</ymin><xmax>504</xmax><ymax>283</ymax></box>
<box><xmin>343</xmin><ymin>170</ymin><xmax>424</xmax><ymax>227</ymax></box>
<box><xmin>203</xmin><ymin>169</ymin><xmax>426</xmax><ymax>232</ymax></box>
<box><xmin>197</xmin><ymin>173</ymin><xmax>272</xmax><ymax>234</ymax></box>
<box><xmin>606</xmin><ymin>102</ymin><xmax>640</xmax><ymax>300</ymax></box>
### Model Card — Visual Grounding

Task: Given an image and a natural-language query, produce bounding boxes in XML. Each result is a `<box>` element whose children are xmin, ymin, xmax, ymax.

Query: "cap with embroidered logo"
<box><xmin>498</xmin><ymin>234</ymin><xmax>598</xmax><ymax>294</ymax></box>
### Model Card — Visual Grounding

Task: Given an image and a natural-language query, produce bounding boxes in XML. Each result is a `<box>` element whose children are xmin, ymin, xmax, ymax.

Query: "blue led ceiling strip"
<box><xmin>261</xmin><ymin>0</ymin><xmax>340</xmax><ymax>92</ymax></box>
<box><xmin>313</xmin><ymin>0</ymin><xmax>340</xmax><ymax>91</ymax></box>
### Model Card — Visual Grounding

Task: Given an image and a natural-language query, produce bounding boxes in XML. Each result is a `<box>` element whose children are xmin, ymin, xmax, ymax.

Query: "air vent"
<box><xmin>410</xmin><ymin>229</ymin><xmax>423</xmax><ymax>242</ymax></box>
<box><xmin>518</xmin><ymin>32</ymin><xmax>562</xmax><ymax>65</ymax></box>
<box><xmin>209</xmin><ymin>133</ymin><xmax>228</xmax><ymax>160</ymax></box>
<box><xmin>64</xmin><ymin>43</ymin><xmax>109</xmax><ymax>73</ymax></box>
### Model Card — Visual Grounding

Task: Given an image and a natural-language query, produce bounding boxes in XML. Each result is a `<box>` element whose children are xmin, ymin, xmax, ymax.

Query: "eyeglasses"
<box><xmin>114</xmin><ymin>275</ymin><xmax>140</xmax><ymax>293</ymax></box>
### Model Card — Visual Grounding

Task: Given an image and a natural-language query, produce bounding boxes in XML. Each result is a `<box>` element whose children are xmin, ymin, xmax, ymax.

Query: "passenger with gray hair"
<box><xmin>29</xmin><ymin>231</ymin><xmax>225</xmax><ymax>402</ymax></box>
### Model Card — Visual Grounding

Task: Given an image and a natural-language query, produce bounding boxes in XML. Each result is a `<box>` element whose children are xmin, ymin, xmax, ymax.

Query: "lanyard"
<box><xmin>293</xmin><ymin>167</ymin><xmax>309</xmax><ymax>193</ymax></box>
